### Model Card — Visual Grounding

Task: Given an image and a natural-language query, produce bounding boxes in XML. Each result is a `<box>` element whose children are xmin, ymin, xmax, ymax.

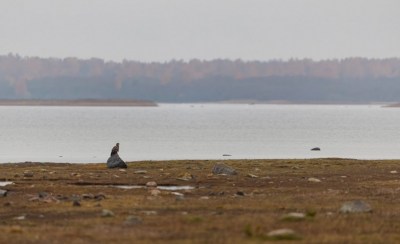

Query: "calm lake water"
<box><xmin>0</xmin><ymin>104</ymin><xmax>399</xmax><ymax>163</ymax></box>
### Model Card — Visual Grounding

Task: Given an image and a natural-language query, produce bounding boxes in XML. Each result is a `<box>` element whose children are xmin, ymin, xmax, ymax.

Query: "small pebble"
<box><xmin>175</xmin><ymin>195</ymin><xmax>185</xmax><ymax>201</ymax></box>
<box><xmin>246</xmin><ymin>173</ymin><xmax>258</xmax><ymax>178</ymax></box>
<box><xmin>281</xmin><ymin>212</ymin><xmax>306</xmax><ymax>221</ymax></box>
<box><xmin>150</xmin><ymin>189</ymin><xmax>161</xmax><ymax>196</ymax></box>
<box><xmin>23</xmin><ymin>172</ymin><xmax>34</xmax><ymax>177</ymax></box>
<box><xmin>101</xmin><ymin>209</ymin><xmax>114</xmax><ymax>217</ymax></box>
<box><xmin>308</xmin><ymin>177</ymin><xmax>321</xmax><ymax>182</ymax></box>
<box><xmin>340</xmin><ymin>200</ymin><xmax>372</xmax><ymax>213</ymax></box>
<box><xmin>14</xmin><ymin>215</ymin><xmax>26</xmax><ymax>220</ymax></box>
<box><xmin>236</xmin><ymin>191</ymin><xmax>245</xmax><ymax>196</ymax></box>
<box><xmin>0</xmin><ymin>189</ymin><xmax>7</xmax><ymax>197</ymax></box>
<box><xmin>124</xmin><ymin>215</ymin><xmax>142</xmax><ymax>225</ymax></box>
<box><xmin>72</xmin><ymin>200</ymin><xmax>81</xmax><ymax>207</ymax></box>
<box><xmin>267</xmin><ymin>228</ymin><xmax>298</xmax><ymax>239</ymax></box>
<box><xmin>146</xmin><ymin>181</ymin><xmax>157</xmax><ymax>187</ymax></box>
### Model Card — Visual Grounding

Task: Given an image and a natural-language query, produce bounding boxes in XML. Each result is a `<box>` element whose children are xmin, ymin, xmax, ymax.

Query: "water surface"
<box><xmin>0</xmin><ymin>104</ymin><xmax>399</xmax><ymax>163</ymax></box>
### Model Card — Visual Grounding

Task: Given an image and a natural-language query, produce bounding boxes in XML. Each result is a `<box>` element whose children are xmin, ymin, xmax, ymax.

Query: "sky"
<box><xmin>0</xmin><ymin>0</ymin><xmax>399</xmax><ymax>62</ymax></box>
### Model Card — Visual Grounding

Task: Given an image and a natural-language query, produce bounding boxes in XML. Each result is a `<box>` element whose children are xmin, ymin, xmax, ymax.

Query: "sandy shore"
<box><xmin>0</xmin><ymin>99</ymin><xmax>157</xmax><ymax>107</ymax></box>
<box><xmin>1</xmin><ymin>159</ymin><xmax>400</xmax><ymax>243</ymax></box>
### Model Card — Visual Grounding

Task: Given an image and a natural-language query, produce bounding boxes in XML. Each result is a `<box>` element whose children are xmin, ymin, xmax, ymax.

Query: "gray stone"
<box><xmin>0</xmin><ymin>189</ymin><xmax>7</xmax><ymax>197</ymax></box>
<box><xmin>106</xmin><ymin>153</ymin><xmax>127</xmax><ymax>169</ymax></box>
<box><xmin>340</xmin><ymin>200</ymin><xmax>372</xmax><ymax>213</ymax></box>
<box><xmin>212</xmin><ymin>163</ymin><xmax>237</xmax><ymax>175</ymax></box>
<box><xmin>101</xmin><ymin>209</ymin><xmax>114</xmax><ymax>217</ymax></box>
<box><xmin>281</xmin><ymin>212</ymin><xmax>306</xmax><ymax>221</ymax></box>
<box><xmin>72</xmin><ymin>200</ymin><xmax>81</xmax><ymax>207</ymax></box>
<box><xmin>176</xmin><ymin>172</ymin><xmax>193</xmax><ymax>181</ymax></box>
<box><xmin>308</xmin><ymin>177</ymin><xmax>321</xmax><ymax>182</ymax></box>
<box><xmin>267</xmin><ymin>228</ymin><xmax>298</xmax><ymax>240</ymax></box>
<box><xmin>124</xmin><ymin>215</ymin><xmax>142</xmax><ymax>225</ymax></box>
<box><xmin>146</xmin><ymin>181</ymin><xmax>157</xmax><ymax>187</ymax></box>
<box><xmin>94</xmin><ymin>193</ymin><xmax>106</xmax><ymax>201</ymax></box>
<box><xmin>23</xmin><ymin>171</ymin><xmax>34</xmax><ymax>177</ymax></box>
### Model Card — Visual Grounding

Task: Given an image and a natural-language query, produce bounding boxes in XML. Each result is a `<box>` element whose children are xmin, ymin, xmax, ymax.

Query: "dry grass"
<box><xmin>1</xmin><ymin>159</ymin><xmax>400</xmax><ymax>243</ymax></box>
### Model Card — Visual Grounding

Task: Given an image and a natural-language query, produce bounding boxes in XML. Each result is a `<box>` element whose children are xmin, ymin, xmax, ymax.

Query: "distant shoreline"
<box><xmin>0</xmin><ymin>99</ymin><xmax>157</xmax><ymax>107</ymax></box>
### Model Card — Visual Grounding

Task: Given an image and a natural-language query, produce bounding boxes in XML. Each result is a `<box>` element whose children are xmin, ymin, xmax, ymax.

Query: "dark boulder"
<box><xmin>311</xmin><ymin>147</ymin><xmax>321</xmax><ymax>151</ymax></box>
<box><xmin>107</xmin><ymin>154</ymin><xmax>127</xmax><ymax>169</ymax></box>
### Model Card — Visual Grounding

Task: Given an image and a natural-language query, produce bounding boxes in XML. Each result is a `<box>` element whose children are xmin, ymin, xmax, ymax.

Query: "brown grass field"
<box><xmin>1</xmin><ymin>159</ymin><xmax>400</xmax><ymax>243</ymax></box>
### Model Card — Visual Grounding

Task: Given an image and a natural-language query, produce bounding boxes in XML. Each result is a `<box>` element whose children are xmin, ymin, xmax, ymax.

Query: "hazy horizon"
<box><xmin>1</xmin><ymin>0</ymin><xmax>399</xmax><ymax>62</ymax></box>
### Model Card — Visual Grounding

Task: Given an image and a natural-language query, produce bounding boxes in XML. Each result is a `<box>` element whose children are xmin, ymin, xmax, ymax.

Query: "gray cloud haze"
<box><xmin>1</xmin><ymin>0</ymin><xmax>399</xmax><ymax>61</ymax></box>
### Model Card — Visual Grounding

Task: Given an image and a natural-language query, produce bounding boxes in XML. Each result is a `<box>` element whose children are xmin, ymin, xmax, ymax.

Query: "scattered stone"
<box><xmin>281</xmin><ymin>212</ymin><xmax>306</xmax><ymax>221</ymax></box>
<box><xmin>72</xmin><ymin>200</ymin><xmax>81</xmax><ymax>207</ymax></box>
<box><xmin>56</xmin><ymin>195</ymin><xmax>69</xmax><ymax>201</ymax></box>
<box><xmin>9</xmin><ymin>225</ymin><xmax>23</xmax><ymax>233</ymax></box>
<box><xmin>267</xmin><ymin>228</ymin><xmax>298</xmax><ymax>240</ymax></box>
<box><xmin>94</xmin><ymin>194</ymin><xmax>106</xmax><ymax>201</ymax></box>
<box><xmin>177</xmin><ymin>172</ymin><xmax>194</xmax><ymax>181</ymax></box>
<box><xmin>246</xmin><ymin>173</ymin><xmax>258</xmax><ymax>178</ymax></box>
<box><xmin>124</xmin><ymin>215</ymin><xmax>142</xmax><ymax>225</ymax></box>
<box><xmin>390</xmin><ymin>170</ymin><xmax>398</xmax><ymax>174</ymax></box>
<box><xmin>340</xmin><ymin>200</ymin><xmax>372</xmax><ymax>213</ymax></box>
<box><xmin>308</xmin><ymin>177</ymin><xmax>321</xmax><ymax>182</ymax></box>
<box><xmin>106</xmin><ymin>153</ymin><xmax>127</xmax><ymax>169</ymax></box>
<box><xmin>119</xmin><ymin>169</ymin><xmax>127</xmax><ymax>172</ymax></box>
<box><xmin>208</xmin><ymin>191</ymin><xmax>225</xmax><ymax>196</ymax></box>
<box><xmin>141</xmin><ymin>210</ymin><xmax>158</xmax><ymax>216</ymax></box>
<box><xmin>70</xmin><ymin>195</ymin><xmax>81</xmax><ymax>202</ymax></box>
<box><xmin>23</xmin><ymin>171</ymin><xmax>34</xmax><ymax>177</ymax></box>
<box><xmin>212</xmin><ymin>163</ymin><xmax>237</xmax><ymax>175</ymax></box>
<box><xmin>4</xmin><ymin>201</ymin><xmax>12</xmax><ymax>206</ymax></box>
<box><xmin>150</xmin><ymin>189</ymin><xmax>161</xmax><ymax>196</ymax></box>
<box><xmin>235</xmin><ymin>191</ymin><xmax>245</xmax><ymax>196</ymax></box>
<box><xmin>311</xmin><ymin>147</ymin><xmax>321</xmax><ymax>151</ymax></box>
<box><xmin>326</xmin><ymin>211</ymin><xmax>334</xmax><ymax>216</ymax></box>
<box><xmin>0</xmin><ymin>189</ymin><xmax>7</xmax><ymax>197</ymax></box>
<box><xmin>38</xmin><ymin>192</ymin><xmax>49</xmax><ymax>198</ymax></box>
<box><xmin>171</xmin><ymin>192</ymin><xmax>184</xmax><ymax>196</ymax></box>
<box><xmin>14</xmin><ymin>215</ymin><xmax>26</xmax><ymax>221</ymax></box>
<box><xmin>199</xmin><ymin>196</ymin><xmax>209</xmax><ymax>200</ymax></box>
<box><xmin>175</xmin><ymin>195</ymin><xmax>185</xmax><ymax>201</ymax></box>
<box><xmin>134</xmin><ymin>170</ymin><xmax>147</xmax><ymax>174</ymax></box>
<box><xmin>101</xmin><ymin>209</ymin><xmax>114</xmax><ymax>217</ymax></box>
<box><xmin>82</xmin><ymin>194</ymin><xmax>95</xmax><ymax>199</ymax></box>
<box><xmin>146</xmin><ymin>181</ymin><xmax>157</xmax><ymax>187</ymax></box>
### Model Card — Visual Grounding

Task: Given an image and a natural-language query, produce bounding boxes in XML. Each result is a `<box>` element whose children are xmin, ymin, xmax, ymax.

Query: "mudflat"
<box><xmin>1</xmin><ymin>159</ymin><xmax>400</xmax><ymax>243</ymax></box>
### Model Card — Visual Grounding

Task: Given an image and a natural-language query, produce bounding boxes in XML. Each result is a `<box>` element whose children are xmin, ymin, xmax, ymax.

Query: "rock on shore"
<box><xmin>107</xmin><ymin>154</ymin><xmax>127</xmax><ymax>169</ymax></box>
<box><xmin>212</xmin><ymin>163</ymin><xmax>237</xmax><ymax>175</ymax></box>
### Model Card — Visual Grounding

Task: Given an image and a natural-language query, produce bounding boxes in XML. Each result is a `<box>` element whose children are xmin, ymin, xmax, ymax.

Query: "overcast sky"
<box><xmin>1</xmin><ymin>0</ymin><xmax>399</xmax><ymax>62</ymax></box>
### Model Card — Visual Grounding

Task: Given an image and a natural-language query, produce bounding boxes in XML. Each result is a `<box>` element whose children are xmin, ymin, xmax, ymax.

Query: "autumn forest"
<box><xmin>1</xmin><ymin>54</ymin><xmax>400</xmax><ymax>103</ymax></box>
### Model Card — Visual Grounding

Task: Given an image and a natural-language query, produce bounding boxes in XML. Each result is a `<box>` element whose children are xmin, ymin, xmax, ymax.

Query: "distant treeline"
<box><xmin>1</xmin><ymin>54</ymin><xmax>400</xmax><ymax>103</ymax></box>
